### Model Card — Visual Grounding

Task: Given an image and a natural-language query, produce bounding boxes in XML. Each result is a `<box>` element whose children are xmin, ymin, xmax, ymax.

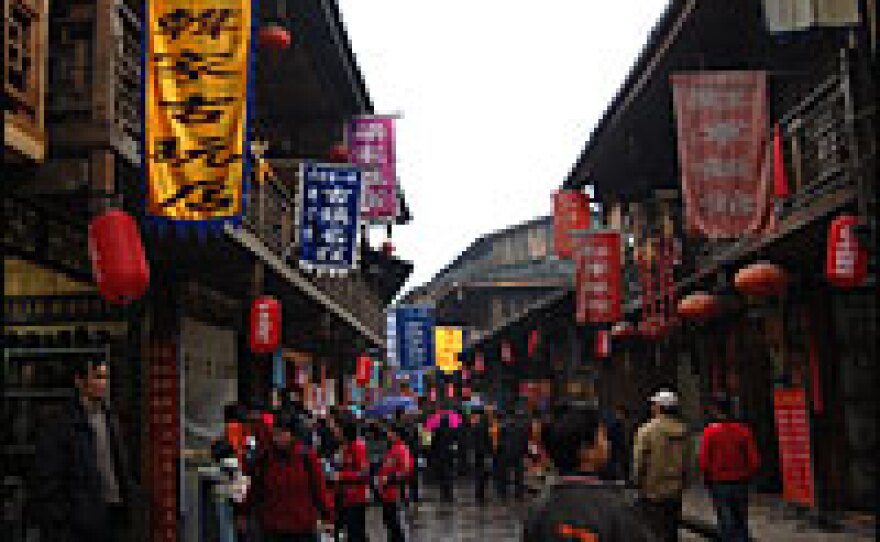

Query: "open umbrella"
<box><xmin>424</xmin><ymin>409</ymin><xmax>462</xmax><ymax>431</ymax></box>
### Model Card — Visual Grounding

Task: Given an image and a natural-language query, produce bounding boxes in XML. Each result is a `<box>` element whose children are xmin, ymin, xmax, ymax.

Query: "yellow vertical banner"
<box><xmin>145</xmin><ymin>1</ymin><xmax>252</xmax><ymax>221</ymax></box>
<box><xmin>435</xmin><ymin>326</ymin><xmax>463</xmax><ymax>374</ymax></box>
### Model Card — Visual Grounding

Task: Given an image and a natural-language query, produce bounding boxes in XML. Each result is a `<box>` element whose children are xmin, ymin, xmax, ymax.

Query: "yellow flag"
<box><xmin>145</xmin><ymin>1</ymin><xmax>251</xmax><ymax>220</ymax></box>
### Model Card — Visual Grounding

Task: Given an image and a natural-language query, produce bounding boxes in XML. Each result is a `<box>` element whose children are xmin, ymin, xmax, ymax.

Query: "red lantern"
<box><xmin>677</xmin><ymin>291</ymin><xmax>720</xmax><ymax>321</ymax></box>
<box><xmin>428</xmin><ymin>388</ymin><xmax>437</xmax><ymax>402</ymax></box>
<box><xmin>474</xmin><ymin>352</ymin><xmax>485</xmax><ymax>373</ymax></box>
<box><xmin>501</xmin><ymin>341</ymin><xmax>514</xmax><ymax>365</ymax></box>
<box><xmin>611</xmin><ymin>321</ymin><xmax>636</xmax><ymax>338</ymax></box>
<box><xmin>446</xmin><ymin>383</ymin><xmax>455</xmax><ymax>399</ymax></box>
<box><xmin>595</xmin><ymin>329</ymin><xmax>611</xmax><ymax>358</ymax></box>
<box><xmin>527</xmin><ymin>329</ymin><xmax>539</xmax><ymax>358</ymax></box>
<box><xmin>88</xmin><ymin>210</ymin><xmax>150</xmax><ymax>305</ymax></box>
<box><xmin>826</xmin><ymin>215</ymin><xmax>868</xmax><ymax>287</ymax></box>
<box><xmin>328</xmin><ymin>143</ymin><xmax>349</xmax><ymax>163</ymax></box>
<box><xmin>258</xmin><ymin>24</ymin><xmax>292</xmax><ymax>49</ymax></box>
<box><xmin>462</xmin><ymin>386</ymin><xmax>472</xmax><ymax>400</ymax></box>
<box><xmin>734</xmin><ymin>262</ymin><xmax>788</xmax><ymax>297</ymax></box>
<box><xmin>356</xmin><ymin>354</ymin><xmax>373</xmax><ymax>386</ymax></box>
<box><xmin>249</xmin><ymin>296</ymin><xmax>281</xmax><ymax>353</ymax></box>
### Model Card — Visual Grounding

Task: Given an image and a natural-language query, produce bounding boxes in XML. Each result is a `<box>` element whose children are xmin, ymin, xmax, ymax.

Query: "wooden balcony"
<box><xmin>230</xmin><ymin>167</ymin><xmax>386</xmax><ymax>343</ymax></box>
<box><xmin>3</xmin><ymin>0</ymin><xmax>48</xmax><ymax>162</ymax></box>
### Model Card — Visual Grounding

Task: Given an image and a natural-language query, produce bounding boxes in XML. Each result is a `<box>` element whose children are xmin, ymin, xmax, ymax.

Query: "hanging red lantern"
<box><xmin>677</xmin><ymin>291</ymin><xmax>720</xmax><ymax>321</ymax></box>
<box><xmin>258</xmin><ymin>23</ymin><xmax>292</xmax><ymax>49</ymax></box>
<box><xmin>527</xmin><ymin>329</ymin><xmax>539</xmax><ymax>358</ymax></box>
<box><xmin>446</xmin><ymin>383</ymin><xmax>455</xmax><ymax>399</ymax></box>
<box><xmin>328</xmin><ymin>142</ymin><xmax>349</xmax><ymax>163</ymax></box>
<box><xmin>474</xmin><ymin>352</ymin><xmax>485</xmax><ymax>373</ymax></box>
<box><xmin>88</xmin><ymin>210</ymin><xmax>150</xmax><ymax>305</ymax></box>
<box><xmin>250</xmin><ymin>296</ymin><xmax>281</xmax><ymax>353</ymax></box>
<box><xmin>501</xmin><ymin>341</ymin><xmax>514</xmax><ymax>365</ymax></box>
<box><xmin>826</xmin><ymin>215</ymin><xmax>868</xmax><ymax>287</ymax></box>
<box><xmin>595</xmin><ymin>329</ymin><xmax>611</xmax><ymax>358</ymax></box>
<box><xmin>734</xmin><ymin>262</ymin><xmax>788</xmax><ymax>297</ymax></box>
<box><xmin>355</xmin><ymin>354</ymin><xmax>373</xmax><ymax>386</ymax></box>
<box><xmin>611</xmin><ymin>321</ymin><xmax>636</xmax><ymax>338</ymax></box>
<box><xmin>428</xmin><ymin>387</ymin><xmax>437</xmax><ymax>402</ymax></box>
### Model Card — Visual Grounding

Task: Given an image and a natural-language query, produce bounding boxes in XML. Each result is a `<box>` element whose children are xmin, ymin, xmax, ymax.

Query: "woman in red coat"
<box><xmin>333</xmin><ymin>417</ymin><xmax>370</xmax><ymax>542</ymax></box>
<box><xmin>377</xmin><ymin>423</ymin><xmax>414</xmax><ymax>542</ymax></box>
<box><xmin>250</xmin><ymin>415</ymin><xmax>333</xmax><ymax>542</ymax></box>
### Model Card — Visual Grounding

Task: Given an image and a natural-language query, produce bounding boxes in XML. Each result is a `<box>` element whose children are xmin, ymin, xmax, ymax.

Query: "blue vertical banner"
<box><xmin>297</xmin><ymin>162</ymin><xmax>363</xmax><ymax>274</ymax></box>
<box><xmin>386</xmin><ymin>309</ymin><xmax>398</xmax><ymax>369</ymax></box>
<box><xmin>272</xmin><ymin>350</ymin><xmax>285</xmax><ymax>389</ymax></box>
<box><xmin>395</xmin><ymin>305</ymin><xmax>435</xmax><ymax>371</ymax></box>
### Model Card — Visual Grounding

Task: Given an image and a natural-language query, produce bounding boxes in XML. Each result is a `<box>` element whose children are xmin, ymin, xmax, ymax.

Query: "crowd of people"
<box><xmin>28</xmin><ymin>356</ymin><xmax>763</xmax><ymax>542</ymax></box>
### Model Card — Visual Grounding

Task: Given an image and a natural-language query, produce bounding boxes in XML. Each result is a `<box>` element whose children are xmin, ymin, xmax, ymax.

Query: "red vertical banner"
<box><xmin>147</xmin><ymin>342</ymin><xmax>179</xmax><ymax>542</ymax></box>
<box><xmin>774</xmin><ymin>388</ymin><xmax>816</xmax><ymax>507</ymax></box>
<box><xmin>671</xmin><ymin>71</ymin><xmax>771</xmax><ymax>238</ymax></box>
<box><xmin>595</xmin><ymin>329</ymin><xmax>611</xmax><ymax>358</ymax></box>
<box><xmin>575</xmin><ymin>231</ymin><xmax>622</xmax><ymax>324</ymax></box>
<box><xmin>553</xmin><ymin>190</ymin><xmax>590</xmax><ymax>258</ymax></box>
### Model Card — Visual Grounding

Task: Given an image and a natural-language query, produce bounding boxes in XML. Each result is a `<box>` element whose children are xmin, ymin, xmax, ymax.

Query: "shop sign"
<box><xmin>145</xmin><ymin>0</ymin><xmax>252</xmax><ymax>222</ymax></box>
<box><xmin>298</xmin><ymin>162</ymin><xmax>362</xmax><ymax>273</ymax></box>
<box><xmin>671</xmin><ymin>71</ymin><xmax>771</xmax><ymax>238</ymax></box>
<box><xmin>553</xmin><ymin>190</ymin><xmax>590</xmax><ymax>258</ymax></box>
<box><xmin>435</xmin><ymin>326</ymin><xmax>464</xmax><ymax>374</ymax></box>
<box><xmin>347</xmin><ymin>116</ymin><xmax>398</xmax><ymax>222</ymax></box>
<box><xmin>575</xmin><ymin>230</ymin><xmax>622</xmax><ymax>324</ymax></box>
<box><xmin>393</xmin><ymin>305</ymin><xmax>435</xmax><ymax>371</ymax></box>
<box><xmin>826</xmin><ymin>215</ymin><xmax>868</xmax><ymax>287</ymax></box>
<box><xmin>147</xmin><ymin>342</ymin><xmax>179</xmax><ymax>542</ymax></box>
<box><xmin>773</xmin><ymin>388</ymin><xmax>816</xmax><ymax>507</ymax></box>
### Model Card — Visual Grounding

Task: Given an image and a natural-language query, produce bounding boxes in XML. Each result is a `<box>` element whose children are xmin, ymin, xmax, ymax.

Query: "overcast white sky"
<box><xmin>338</xmin><ymin>1</ymin><xmax>670</xmax><ymax>293</ymax></box>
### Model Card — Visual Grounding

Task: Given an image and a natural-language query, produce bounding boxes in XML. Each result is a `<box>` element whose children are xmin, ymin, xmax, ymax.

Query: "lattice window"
<box><xmin>4</xmin><ymin>0</ymin><xmax>39</xmax><ymax>115</ymax></box>
<box><xmin>114</xmin><ymin>3</ymin><xmax>141</xmax><ymax>139</ymax></box>
<box><xmin>48</xmin><ymin>14</ymin><xmax>93</xmax><ymax>118</ymax></box>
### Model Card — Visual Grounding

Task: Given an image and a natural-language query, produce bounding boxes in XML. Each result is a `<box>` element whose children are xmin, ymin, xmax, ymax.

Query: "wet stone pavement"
<box><xmin>365</xmin><ymin>482</ymin><xmax>525</xmax><ymax>541</ymax></box>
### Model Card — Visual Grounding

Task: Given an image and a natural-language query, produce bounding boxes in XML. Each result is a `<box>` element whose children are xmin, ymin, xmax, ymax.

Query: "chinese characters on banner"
<box><xmin>553</xmin><ymin>190</ymin><xmax>591</xmax><ymax>258</ymax></box>
<box><xmin>435</xmin><ymin>326</ymin><xmax>464</xmax><ymax>374</ymax></box>
<box><xmin>774</xmin><ymin>388</ymin><xmax>816</xmax><ymax>507</ymax></box>
<box><xmin>147</xmin><ymin>342</ymin><xmax>179</xmax><ymax>542</ymax></box>
<box><xmin>394</xmin><ymin>305</ymin><xmax>435</xmax><ymax>371</ymax></box>
<box><xmin>145</xmin><ymin>1</ymin><xmax>252</xmax><ymax>221</ymax></box>
<box><xmin>298</xmin><ymin>162</ymin><xmax>362</xmax><ymax>273</ymax></box>
<box><xmin>386</xmin><ymin>310</ymin><xmax>398</xmax><ymax>367</ymax></box>
<box><xmin>574</xmin><ymin>231</ymin><xmax>622</xmax><ymax>324</ymax></box>
<box><xmin>671</xmin><ymin>72</ymin><xmax>771</xmax><ymax>238</ymax></box>
<box><xmin>347</xmin><ymin>116</ymin><xmax>398</xmax><ymax>222</ymax></box>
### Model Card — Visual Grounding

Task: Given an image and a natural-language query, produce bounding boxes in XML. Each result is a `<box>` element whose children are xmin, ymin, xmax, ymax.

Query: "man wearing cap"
<box><xmin>633</xmin><ymin>389</ymin><xmax>692</xmax><ymax>541</ymax></box>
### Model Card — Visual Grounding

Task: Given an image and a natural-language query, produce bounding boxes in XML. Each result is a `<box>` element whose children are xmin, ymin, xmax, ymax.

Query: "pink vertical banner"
<box><xmin>347</xmin><ymin>116</ymin><xmax>398</xmax><ymax>222</ymax></box>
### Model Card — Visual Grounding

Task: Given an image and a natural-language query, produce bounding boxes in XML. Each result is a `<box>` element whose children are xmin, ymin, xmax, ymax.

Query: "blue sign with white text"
<box><xmin>298</xmin><ymin>162</ymin><xmax>362</xmax><ymax>272</ymax></box>
<box><xmin>395</xmin><ymin>305</ymin><xmax>434</xmax><ymax>371</ymax></box>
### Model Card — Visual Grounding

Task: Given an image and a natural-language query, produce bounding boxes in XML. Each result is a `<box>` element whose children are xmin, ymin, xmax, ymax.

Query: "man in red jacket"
<box><xmin>333</xmin><ymin>417</ymin><xmax>370</xmax><ymax>542</ymax></box>
<box><xmin>250</xmin><ymin>414</ymin><xmax>333</xmax><ymax>542</ymax></box>
<box><xmin>699</xmin><ymin>396</ymin><xmax>760</xmax><ymax>542</ymax></box>
<box><xmin>377</xmin><ymin>423</ymin><xmax>414</xmax><ymax>542</ymax></box>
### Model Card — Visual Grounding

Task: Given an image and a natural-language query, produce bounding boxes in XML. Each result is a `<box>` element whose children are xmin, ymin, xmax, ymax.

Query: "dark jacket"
<box><xmin>30</xmin><ymin>396</ymin><xmax>138</xmax><ymax>541</ymax></box>
<box><xmin>523</xmin><ymin>475</ymin><xmax>657</xmax><ymax>542</ymax></box>
<box><xmin>471</xmin><ymin>421</ymin><xmax>494</xmax><ymax>460</ymax></box>
<box><xmin>500</xmin><ymin>415</ymin><xmax>529</xmax><ymax>463</ymax></box>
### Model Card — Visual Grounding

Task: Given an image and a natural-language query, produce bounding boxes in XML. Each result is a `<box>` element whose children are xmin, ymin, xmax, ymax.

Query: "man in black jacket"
<box><xmin>469</xmin><ymin>409</ymin><xmax>494</xmax><ymax>504</ymax></box>
<box><xmin>498</xmin><ymin>408</ymin><xmax>530</xmax><ymax>501</ymax></box>
<box><xmin>523</xmin><ymin>402</ymin><xmax>656</xmax><ymax>542</ymax></box>
<box><xmin>31</xmin><ymin>356</ymin><xmax>139</xmax><ymax>542</ymax></box>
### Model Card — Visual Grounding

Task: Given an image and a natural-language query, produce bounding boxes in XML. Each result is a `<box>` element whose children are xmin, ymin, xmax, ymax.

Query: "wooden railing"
<box><xmin>241</xmin><ymin>173</ymin><xmax>385</xmax><ymax>337</ymax></box>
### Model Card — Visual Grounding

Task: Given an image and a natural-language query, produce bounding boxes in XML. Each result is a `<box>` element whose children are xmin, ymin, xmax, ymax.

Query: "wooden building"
<box><xmin>2</xmin><ymin>1</ymin><xmax>411</xmax><ymax>540</ymax></box>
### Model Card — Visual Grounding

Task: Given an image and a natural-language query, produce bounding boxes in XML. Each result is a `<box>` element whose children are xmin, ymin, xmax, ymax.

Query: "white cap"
<box><xmin>649</xmin><ymin>390</ymin><xmax>678</xmax><ymax>408</ymax></box>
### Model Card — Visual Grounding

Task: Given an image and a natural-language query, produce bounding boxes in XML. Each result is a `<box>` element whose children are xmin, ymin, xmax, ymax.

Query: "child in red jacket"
<box><xmin>250</xmin><ymin>414</ymin><xmax>333</xmax><ymax>542</ymax></box>
<box><xmin>377</xmin><ymin>423</ymin><xmax>414</xmax><ymax>542</ymax></box>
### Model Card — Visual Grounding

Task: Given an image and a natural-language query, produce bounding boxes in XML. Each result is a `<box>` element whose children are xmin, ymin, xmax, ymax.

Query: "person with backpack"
<box><xmin>333</xmin><ymin>416</ymin><xmax>370</xmax><ymax>542</ymax></box>
<box><xmin>632</xmin><ymin>390</ymin><xmax>692</xmax><ymax>542</ymax></box>
<box><xmin>523</xmin><ymin>401</ymin><xmax>656</xmax><ymax>541</ymax></box>
<box><xmin>249</xmin><ymin>413</ymin><xmax>333</xmax><ymax>542</ymax></box>
<box><xmin>376</xmin><ymin>422</ymin><xmax>414</xmax><ymax>542</ymax></box>
<box><xmin>700</xmin><ymin>396</ymin><xmax>760</xmax><ymax>542</ymax></box>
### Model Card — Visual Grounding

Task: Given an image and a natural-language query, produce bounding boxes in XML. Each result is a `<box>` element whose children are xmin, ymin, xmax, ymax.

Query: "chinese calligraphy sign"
<box><xmin>671</xmin><ymin>72</ymin><xmax>770</xmax><ymax>238</ymax></box>
<box><xmin>395</xmin><ymin>305</ymin><xmax>435</xmax><ymax>371</ymax></box>
<box><xmin>145</xmin><ymin>1</ymin><xmax>252</xmax><ymax>221</ymax></box>
<box><xmin>435</xmin><ymin>326</ymin><xmax>464</xmax><ymax>374</ymax></box>
<box><xmin>347</xmin><ymin>116</ymin><xmax>398</xmax><ymax>222</ymax></box>
<box><xmin>298</xmin><ymin>162</ymin><xmax>363</xmax><ymax>273</ymax></box>
<box><xmin>554</xmin><ymin>190</ymin><xmax>591</xmax><ymax>258</ymax></box>
<box><xmin>574</xmin><ymin>230</ymin><xmax>622</xmax><ymax>324</ymax></box>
